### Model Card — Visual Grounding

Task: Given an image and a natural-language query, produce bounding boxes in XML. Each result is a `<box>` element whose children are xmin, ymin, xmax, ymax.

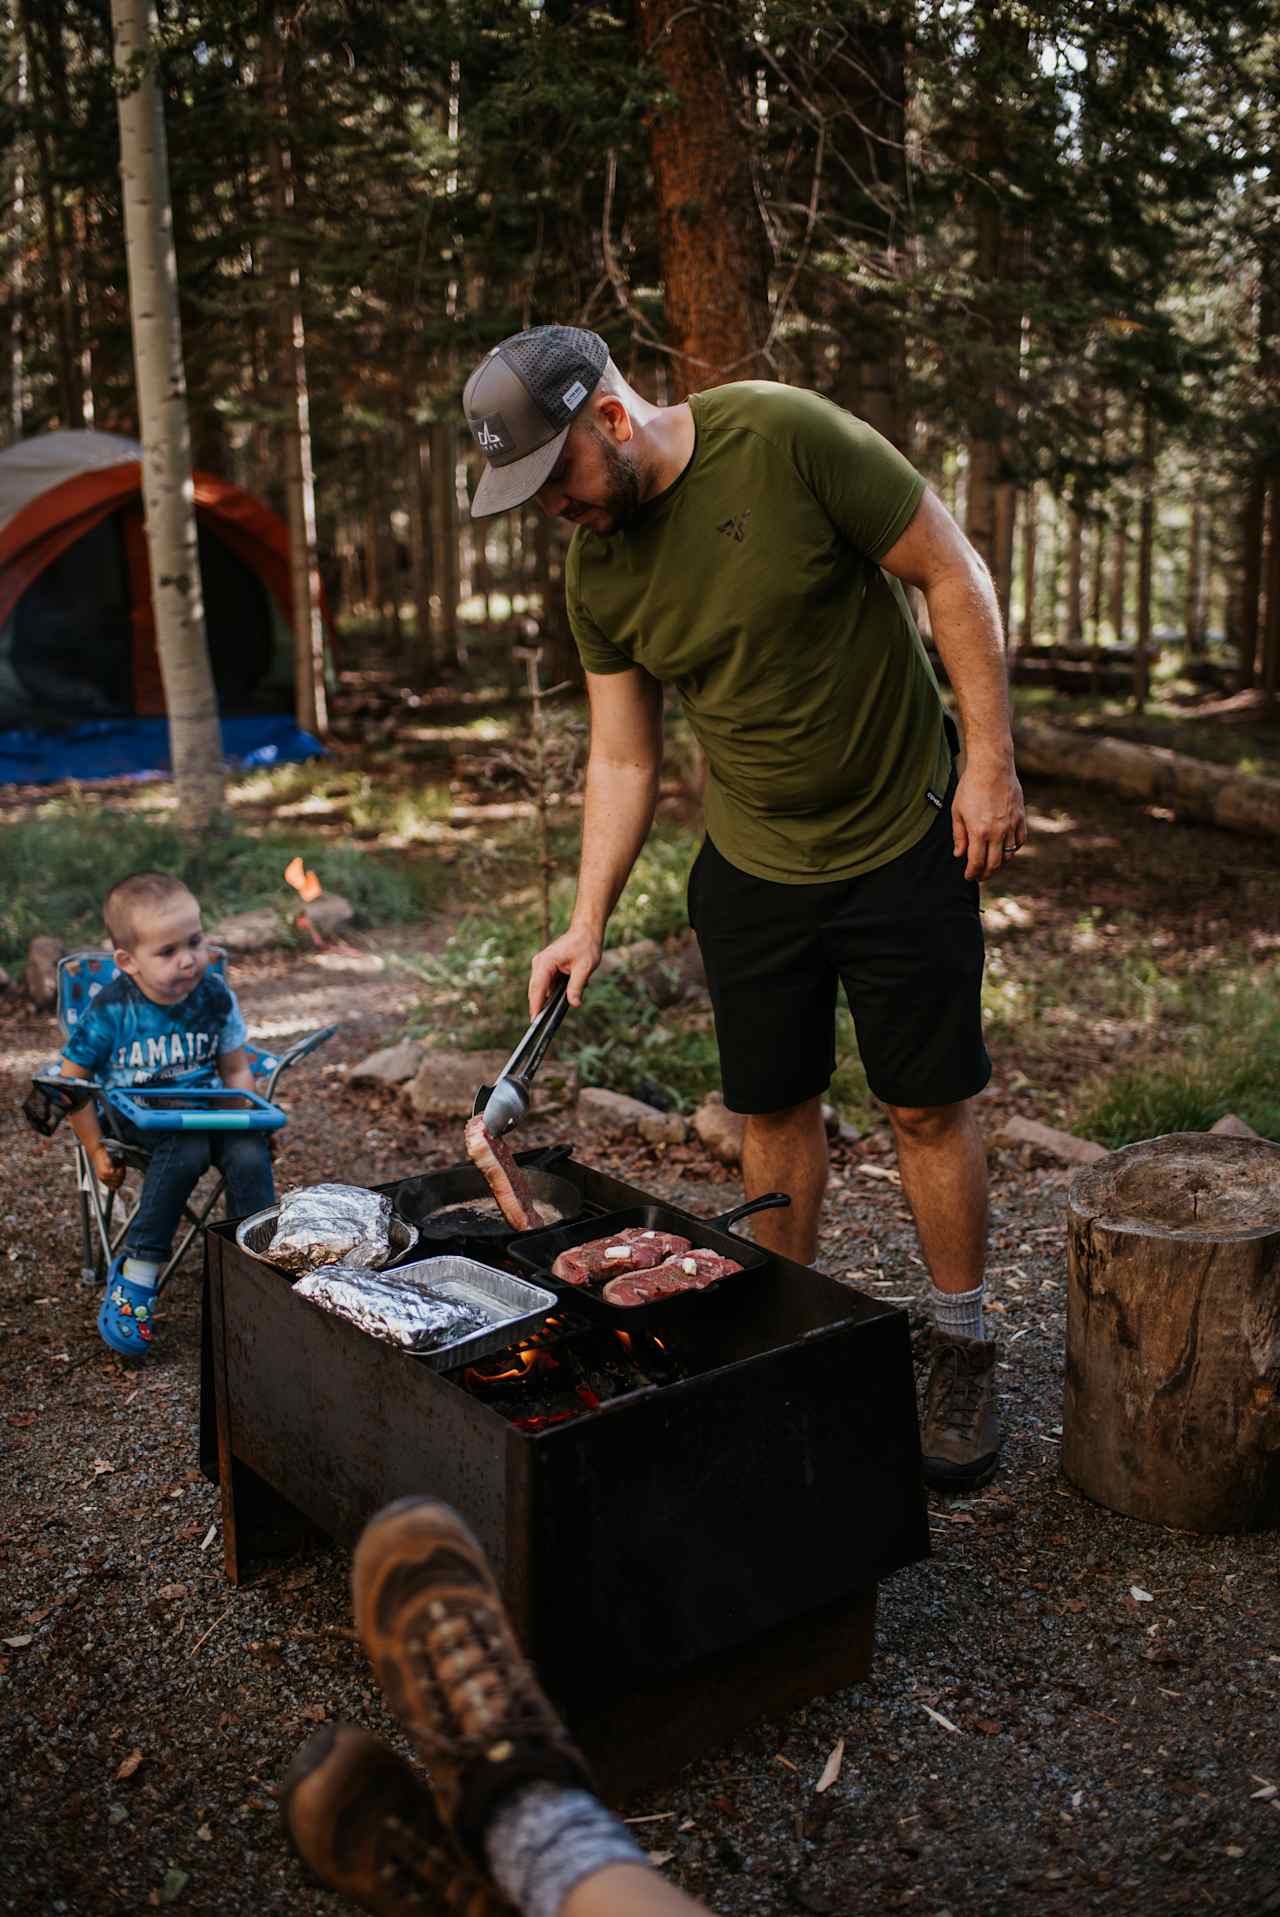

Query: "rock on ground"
<box><xmin>576</xmin><ymin>1085</ymin><xmax>671</xmax><ymax>1141</ymax></box>
<box><xmin>1210</xmin><ymin>1112</ymin><xmax>1260</xmax><ymax>1139</ymax></box>
<box><xmin>405</xmin><ymin>1049</ymin><xmax>577</xmax><ymax>1122</ymax></box>
<box><xmin>993</xmin><ymin>1114</ymin><xmax>1107</xmax><ymax>1165</ymax></box>
<box><xmin>694</xmin><ymin>1092</ymin><xmax>746</xmax><ymax>1166</ymax></box>
<box><xmin>348</xmin><ymin>1039</ymin><xmax>425</xmax><ymax>1088</ymax></box>
<box><xmin>24</xmin><ymin>935</ymin><xmax>63</xmax><ymax>1009</ymax></box>
<box><xmin>405</xmin><ymin>1048</ymin><xmax>511</xmax><ymax>1120</ymax></box>
<box><xmin>211</xmin><ymin>907</ymin><xmax>289</xmax><ymax>953</ymax></box>
<box><xmin>302</xmin><ymin>891</ymin><xmax>355</xmax><ymax>941</ymax></box>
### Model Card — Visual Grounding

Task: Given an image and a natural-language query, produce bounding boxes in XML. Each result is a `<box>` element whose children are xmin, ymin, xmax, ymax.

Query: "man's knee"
<box><xmin>884</xmin><ymin>1099</ymin><xmax>973</xmax><ymax>1144</ymax></box>
<box><xmin>744</xmin><ymin>1094</ymin><xmax>825</xmax><ymax>1137</ymax></box>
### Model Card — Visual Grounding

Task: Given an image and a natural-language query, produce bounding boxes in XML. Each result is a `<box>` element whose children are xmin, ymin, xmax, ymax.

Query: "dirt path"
<box><xmin>3</xmin><ymin>795</ymin><xmax>1279</xmax><ymax>1917</ymax></box>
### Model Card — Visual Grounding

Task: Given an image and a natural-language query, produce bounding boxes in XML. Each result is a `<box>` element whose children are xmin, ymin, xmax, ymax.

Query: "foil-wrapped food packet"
<box><xmin>267</xmin><ymin>1183</ymin><xmax>394</xmax><ymax>1274</ymax></box>
<box><xmin>292</xmin><ymin>1265</ymin><xmax>493</xmax><ymax>1353</ymax></box>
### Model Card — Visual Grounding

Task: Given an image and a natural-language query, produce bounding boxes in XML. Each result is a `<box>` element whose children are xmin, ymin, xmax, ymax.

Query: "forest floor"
<box><xmin>2</xmin><ymin>707</ymin><xmax>1280</xmax><ymax>1917</ymax></box>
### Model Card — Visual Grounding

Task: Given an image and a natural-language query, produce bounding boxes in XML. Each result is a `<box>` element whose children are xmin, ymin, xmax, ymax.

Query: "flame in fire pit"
<box><xmin>284</xmin><ymin>856</ymin><xmax>323</xmax><ymax>903</ymax></box>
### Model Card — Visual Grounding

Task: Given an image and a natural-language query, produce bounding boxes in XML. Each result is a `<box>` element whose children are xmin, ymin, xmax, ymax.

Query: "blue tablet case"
<box><xmin>108</xmin><ymin>1086</ymin><xmax>287</xmax><ymax>1132</ymax></box>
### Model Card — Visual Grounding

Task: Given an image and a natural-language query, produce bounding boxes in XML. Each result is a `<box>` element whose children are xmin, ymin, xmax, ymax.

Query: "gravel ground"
<box><xmin>3</xmin><ymin>788</ymin><xmax>1280</xmax><ymax>1917</ymax></box>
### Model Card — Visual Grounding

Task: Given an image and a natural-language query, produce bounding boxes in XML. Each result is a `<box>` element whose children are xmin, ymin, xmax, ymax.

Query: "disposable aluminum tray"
<box><xmin>391</xmin><ymin>1256</ymin><xmax>558</xmax><ymax>1371</ymax></box>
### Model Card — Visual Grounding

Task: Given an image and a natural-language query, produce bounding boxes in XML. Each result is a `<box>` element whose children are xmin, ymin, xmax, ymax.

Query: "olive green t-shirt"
<box><xmin>565</xmin><ymin>381</ymin><xmax>952</xmax><ymax>883</ymax></box>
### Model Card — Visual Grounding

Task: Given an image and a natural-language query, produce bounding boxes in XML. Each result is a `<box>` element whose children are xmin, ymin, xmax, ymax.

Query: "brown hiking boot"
<box><xmin>921</xmin><ymin>1332</ymin><xmax>1001</xmax><ymax>1492</ymax></box>
<box><xmin>351</xmin><ymin>1498</ymin><xmax>592</xmax><ymax>1870</ymax></box>
<box><xmin>280</xmin><ymin>1722</ymin><xmax>510</xmax><ymax>1917</ymax></box>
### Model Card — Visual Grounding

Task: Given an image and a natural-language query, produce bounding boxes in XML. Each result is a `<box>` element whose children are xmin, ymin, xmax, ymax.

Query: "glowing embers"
<box><xmin>455</xmin><ymin>1315</ymin><xmax>684</xmax><ymax>1430</ymax></box>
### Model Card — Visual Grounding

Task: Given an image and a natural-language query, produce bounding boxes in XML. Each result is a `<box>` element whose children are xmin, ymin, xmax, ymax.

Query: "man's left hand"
<box><xmin>952</xmin><ymin>761</ymin><xmax>1026</xmax><ymax>880</ymax></box>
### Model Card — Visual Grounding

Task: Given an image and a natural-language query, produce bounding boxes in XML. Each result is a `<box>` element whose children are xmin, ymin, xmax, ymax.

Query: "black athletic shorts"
<box><xmin>686</xmin><ymin>774</ymin><xmax>990</xmax><ymax>1114</ymax></box>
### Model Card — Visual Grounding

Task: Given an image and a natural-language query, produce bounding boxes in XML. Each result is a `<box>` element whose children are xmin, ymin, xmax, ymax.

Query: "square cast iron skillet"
<box><xmin>506</xmin><ymin>1192</ymin><xmax>791</xmax><ymax>1327</ymax></box>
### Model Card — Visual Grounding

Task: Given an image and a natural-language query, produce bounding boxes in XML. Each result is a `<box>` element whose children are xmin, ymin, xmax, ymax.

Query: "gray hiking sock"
<box><xmin>485</xmin><ymin>1782</ymin><xmax>649</xmax><ymax>1917</ymax></box>
<box><xmin>930</xmin><ymin>1279</ymin><xmax>986</xmax><ymax>1343</ymax></box>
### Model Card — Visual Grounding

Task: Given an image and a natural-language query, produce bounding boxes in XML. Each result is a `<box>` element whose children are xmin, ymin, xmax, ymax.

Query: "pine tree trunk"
<box><xmin>1109</xmin><ymin>508</ymin><xmax>1129</xmax><ymax>644</ymax></box>
<box><xmin>962</xmin><ymin>8</ymin><xmax>1027</xmax><ymax>580</ymax></box>
<box><xmin>404</xmin><ymin>421</ymin><xmax>433</xmax><ymax>674</ymax></box>
<box><xmin>1134</xmin><ymin>403</ymin><xmax>1156</xmax><ymax>710</ymax></box>
<box><xmin>111</xmin><ymin>0</ymin><xmax>223</xmax><ymax>830</ymax></box>
<box><xmin>1263</xmin><ymin>476</ymin><xmax>1280</xmax><ymax>717</ymax></box>
<box><xmin>1066</xmin><ymin>506</ymin><xmax>1084</xmax><ymax>644</ymax></box>
<box><xmin>1018</xmin><ymin>483</ymin><xmax>1037</xmax><ymax>647</ymax></box>
<box><xmin>829</xmin><ymin>19</ymin><xmax>910</xmax><ymax>450</ymax></box>
<box><xmin>262</xmin><ymin>7</ymin><xmax>327</xmax><ymax>738</ymax></box>
<box><xmin>1238</xmin><ymin>474</ymin><xmax>1265</xmax><ymax>690</ymax></box>
<box><xmin>1088</xmin><ymin>517</ymin><xmax>1106</xmax><ymax>649</ymax></box>
<box><xmin>19</xmin><ymin>0</ymin><xmax>82</xmax><ymax>426</ymax></box>
<box><xmin>5</xmin><ymin>25</ymin><xmax>26</xmax><ymax>441</ymax></box>
<box><xmin>429</xmin><ymin>421</ymin><xmax>459</xmax><ymax>666</ymax></box>
<box><xmin>1184</xmin><ymin>492</ymin><xmax>1204</xmax><ymax>659</ymax></box>
<box><xmin>636</xmin><ymin>0</ymin><xmax>770</xmax><ymax>389</ymax></box>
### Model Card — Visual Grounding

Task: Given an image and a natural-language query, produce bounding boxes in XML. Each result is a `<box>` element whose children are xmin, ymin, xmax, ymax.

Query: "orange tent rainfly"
<box><xmin>0</xmin><ymin>429</ymin><xmax>330</xmax><ymax>734</ymax></box>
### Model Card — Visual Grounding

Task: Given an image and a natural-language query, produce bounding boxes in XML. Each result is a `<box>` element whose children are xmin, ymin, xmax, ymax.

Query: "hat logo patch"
<box><xmin>561</xmin><ymin>380</ymin><xmax>588</xmax><ymax>412</ymax></box>
<box><xmin>473</xmin><ymin>413</ymin><xmax>512</xmax><ymax>454</ymax></box>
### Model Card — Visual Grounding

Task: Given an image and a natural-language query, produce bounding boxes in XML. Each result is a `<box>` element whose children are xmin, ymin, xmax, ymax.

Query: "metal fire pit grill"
<box><xmin>202</xmin><ymin>1153</ymin><xmax>929</xmax><ymax>1798</ymax></box>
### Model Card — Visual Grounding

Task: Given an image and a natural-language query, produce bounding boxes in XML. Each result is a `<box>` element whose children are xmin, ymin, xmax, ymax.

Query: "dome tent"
<box><xmin>0</xmin><ymin>430</ymin><xmax>326</xmax><ymax>782</ymax></box>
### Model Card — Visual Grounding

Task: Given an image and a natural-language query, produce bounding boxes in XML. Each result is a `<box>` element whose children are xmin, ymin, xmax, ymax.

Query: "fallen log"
<box><xmin>1063</xmin><ymin>1133</ymin><xmax>1280</xmax><ymax>1533</ymax></box>
<box><xmin>1013</xmin><ymin>715</ymin><xmax>1280</xmax><ymax>837</ymax></box>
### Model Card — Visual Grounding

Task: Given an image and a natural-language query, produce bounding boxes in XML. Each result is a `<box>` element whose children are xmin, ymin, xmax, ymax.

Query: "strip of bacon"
<box><xmin>463</xmin><ymin>1116</ymin><xmax>546</xmax><ymax>1232</ymax></box>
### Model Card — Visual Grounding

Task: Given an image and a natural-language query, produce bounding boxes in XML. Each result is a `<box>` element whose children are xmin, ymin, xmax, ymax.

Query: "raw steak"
<box><xmin>551</xmin><ymin>1227</ymin><xmax>691</xmax><ymax>1286</ymax></box>
<box><xmin>463</xmin><ymin>1117</ymin><xmax>546</xmax><ymax>1232</ymax></box>
<box><xmin>601</xmin><ymin>1267</ymin><xmax>691</xmax><ymax>1307</ymax></box>
<box><xmin>601</xmin><ymin>1246</ymin><xmax>744</xmax><ymax>1307</ymax></box>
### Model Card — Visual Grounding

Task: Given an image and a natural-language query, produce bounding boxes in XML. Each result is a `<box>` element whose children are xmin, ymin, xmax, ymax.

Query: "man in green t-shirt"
<box><xmin>462</xmin><ymin>326</ymin><xmax>1026</xmax><ymax>1492</ymax></box>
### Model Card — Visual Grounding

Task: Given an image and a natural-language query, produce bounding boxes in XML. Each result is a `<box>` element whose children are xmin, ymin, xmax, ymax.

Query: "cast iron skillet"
<box><xmin>506</xmin><ymin>1191</ymin><xmax>791</xmax><ymax>1326</ymax></box>
<box><xmin>390</xmin><ymin>1143</ymin><xmax>589</xmax><ymax>1257</ymax></box>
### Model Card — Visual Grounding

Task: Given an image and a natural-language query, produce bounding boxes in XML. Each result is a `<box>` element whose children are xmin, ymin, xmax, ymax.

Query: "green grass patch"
<box><xmin>0</xmin><ymin>796</ymin><xmax>434</xmax><ymax>965</ymax></box>
<box><xmin>402</xmin><ymin>825</ymin><xmax>722</xmax><ymax>1112</ymax></box>
<box><xmin>1072</xmin><ymin>963</ymin><xmax>1280</xmax><ymax>1145</ymax></box>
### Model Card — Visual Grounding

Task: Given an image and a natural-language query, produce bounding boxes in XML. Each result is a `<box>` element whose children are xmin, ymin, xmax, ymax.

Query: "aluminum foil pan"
<box><xmin>290</xmin><ymin>1255</ymin><xmax>554</xmax><ymax>1369</ymax></box>
<box><xmin>236</xmin><ymin>1204</ymin><xmax>417</xmax><ymax>1272</ymax></box>
<box><xmin>265</xmin><ymin>1183</ymin><xmax>393</xmax><ymax>1273</ymax></box>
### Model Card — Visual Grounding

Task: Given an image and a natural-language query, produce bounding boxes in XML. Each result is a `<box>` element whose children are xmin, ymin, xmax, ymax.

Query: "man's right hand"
<box><xmin>529</xmin><ymin>926</ymin><xmax>602</xmax><ymax>1016</ymax></box>
<box><xmin>91</xmin><ymin>1142</ymin><xmax>126</xmax><ymax>1191</ymax></box>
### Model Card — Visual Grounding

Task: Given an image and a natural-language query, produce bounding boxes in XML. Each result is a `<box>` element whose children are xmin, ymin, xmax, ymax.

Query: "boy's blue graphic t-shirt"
<box><xmin>61</xmin><ymin>970</ymin><xmax>248</xmax><ymax>1091</ymax></box>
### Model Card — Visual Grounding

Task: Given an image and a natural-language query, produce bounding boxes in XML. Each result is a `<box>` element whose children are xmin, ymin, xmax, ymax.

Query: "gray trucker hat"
<box><xmin>462</xmin><ymin>325</ymin><xmax>609</xmax><ymax>518</ymax></box>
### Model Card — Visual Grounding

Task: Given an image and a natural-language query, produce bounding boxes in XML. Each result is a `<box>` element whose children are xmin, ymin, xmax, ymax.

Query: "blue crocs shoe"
<box><xmin>98</xmin><ymin>1257</ymin><xmax>158</xmax><ymax>1357</ymax></box>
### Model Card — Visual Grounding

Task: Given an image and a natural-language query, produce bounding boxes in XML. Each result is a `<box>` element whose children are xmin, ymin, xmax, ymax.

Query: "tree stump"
<box><xmin>1064</xmin><ymin>1132</ymin><xmax>1280</xmax><ymax>1533</ymax></box>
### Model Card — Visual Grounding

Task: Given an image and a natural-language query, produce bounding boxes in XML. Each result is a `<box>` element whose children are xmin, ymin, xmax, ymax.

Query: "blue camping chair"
<box><xmin>27</xmin><ymin>949</ymin><xmax>337</xmax><ymax>1292</ymax></box>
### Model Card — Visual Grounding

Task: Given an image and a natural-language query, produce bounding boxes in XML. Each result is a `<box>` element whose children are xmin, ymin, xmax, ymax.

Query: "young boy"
<box><xmin>58</xmin><ymin>871</ymin><xmax>275</xmax><ymax>1357</ymax></box>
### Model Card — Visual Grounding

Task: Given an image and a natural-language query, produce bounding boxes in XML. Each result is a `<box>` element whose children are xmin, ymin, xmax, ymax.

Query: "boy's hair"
<box><xmin>103</xmin><ymin>872</ymin><xmax>197</xmax><ymax>950</ymax></box>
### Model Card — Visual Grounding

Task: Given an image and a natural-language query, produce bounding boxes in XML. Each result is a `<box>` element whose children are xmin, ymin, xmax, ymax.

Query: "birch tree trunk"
<box><xmin>261</xmin><ymin>7</ymin><xmax>327</xmax><ymax>737</ymax></box>
<box><xmin>111</xmin><ymin>0</ymin><xmax>223</xmax><ymax>830</ymax></box>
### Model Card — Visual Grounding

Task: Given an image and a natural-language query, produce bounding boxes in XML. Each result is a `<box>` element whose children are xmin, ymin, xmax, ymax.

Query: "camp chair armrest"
<box><xmin>262</xmin><ymin>1024</ymin><xmax>338</xmax><ymax>1099</ymax></box>
<box><xmin>31</xmin><ymin>1071</ymin><xmax>104</xmax><ymax>1109</ymax></box>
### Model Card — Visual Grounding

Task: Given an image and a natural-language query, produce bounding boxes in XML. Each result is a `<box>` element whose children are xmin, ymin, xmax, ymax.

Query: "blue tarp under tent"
<box><xmin>0</xmin><ymin>430</ymin><xmax>328</xmax><ymax>785</ymax></box>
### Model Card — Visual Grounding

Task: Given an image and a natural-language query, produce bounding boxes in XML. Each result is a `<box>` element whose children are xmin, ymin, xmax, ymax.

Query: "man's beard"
<box><xmin>593</xmin><ymin>428</ymin><xmax>642</xmax><ymax>532</ymax></box>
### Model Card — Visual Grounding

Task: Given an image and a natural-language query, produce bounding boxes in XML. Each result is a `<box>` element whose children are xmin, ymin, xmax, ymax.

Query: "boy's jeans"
<box><xmin>122</xmin><ymin>1127</ymin><xmax>275</xmax><ymax>1264</ymax></box>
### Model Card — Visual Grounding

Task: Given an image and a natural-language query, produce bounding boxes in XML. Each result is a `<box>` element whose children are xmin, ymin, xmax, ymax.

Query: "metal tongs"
<box><xmin>472</xmin><ymin>973</ymin><xmax>571</xmax><ymax>1138</ymax></box>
